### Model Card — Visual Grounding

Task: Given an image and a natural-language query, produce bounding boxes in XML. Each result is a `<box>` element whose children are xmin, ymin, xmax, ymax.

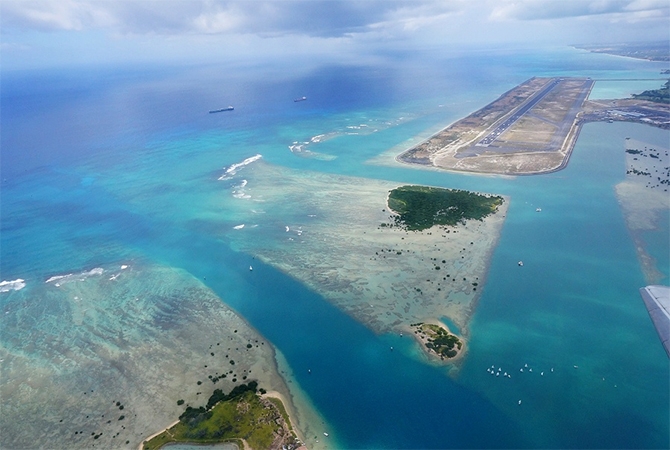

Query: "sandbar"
<box><xmin>615</xmin><ymin>138</ymin><xmax>670</xmax><ymax>284</ymax></box>
<box><xmin>223</xmin><ymin>161</ymin><xmax>509</xmax><ymax>350</ymax></box>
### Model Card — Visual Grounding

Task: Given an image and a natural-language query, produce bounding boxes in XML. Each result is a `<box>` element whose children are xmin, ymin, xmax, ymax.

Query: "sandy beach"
<box><xmin>0</xmin><ymin>262</ymin><xmax>326</xmax><ymax>450</ymax></box>
<box><xmin>224</xmin><ymin>161</ymin><xmax>509</xmax><ymax>347</ymax></box>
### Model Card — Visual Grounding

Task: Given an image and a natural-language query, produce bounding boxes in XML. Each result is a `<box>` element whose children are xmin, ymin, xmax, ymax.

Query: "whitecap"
<box><xmin>45</xmin><ymin>274</ymin><xmax>72</xmax><ymax>284</ymax></box>
<box><xmin>233</xmin><ymin>224</ymin><xmax>245</xmax><ymax>230</ymax></box>
<box><xmin>0</xmin><ymin>279</ymin><xmax>26</xmax><ymax>293</ymax></box>
<box><xmin>45</xmin><ymin>268</ymin><xmax>104</xmax><ymax>285</ymax></box>
<box><xmin>218</xmin><ymin>154</ymin><xmax>262</xmax><ymax>180</ymax></box>
<box><xmin>289</xmin><ymin>144</ymin><xmax>304</xmax><ymax>153</ymax></box>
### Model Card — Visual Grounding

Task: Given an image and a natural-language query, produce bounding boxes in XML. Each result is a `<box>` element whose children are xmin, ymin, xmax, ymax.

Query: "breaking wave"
<box><xmin>0</xmin><ymin>279</ymin><xmax>26</xmax><ymax>293</ymax></box>
<box><xmin>45</xmin><ymin>268</ymin><xmax>104</xmax><ymax>286</ymax></box>
<box><xmin>218</xmin><ymin>154</ymin><xmax>262</xmax><ymax>180</ymax></box>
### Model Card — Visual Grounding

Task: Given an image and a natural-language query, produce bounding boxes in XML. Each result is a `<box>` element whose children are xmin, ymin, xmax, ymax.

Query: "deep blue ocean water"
<box><xmin>2</xmin><ymin>46</ymin><xmax>669</xmax><ymax>448</ymax></box>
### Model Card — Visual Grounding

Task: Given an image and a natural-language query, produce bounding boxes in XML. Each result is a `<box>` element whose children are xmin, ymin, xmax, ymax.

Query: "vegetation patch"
<box><xmin>143</xmin><ymin>382</ymin><xmax>300</xmax><ymax>450</ymax></box>
<box><xmin>410</xmin><ymin>322</ymin><xmax>463</xmax><ymax>360</ymax></box>
<box><xmin>632</xmin><ymin>80</ymin><xmax>670</xmax><ymax>104</ymax></box>
<box><xmin>387</xmin><ymin>185</ymin><xmax>504</xmax><ymax>231</ymax></box>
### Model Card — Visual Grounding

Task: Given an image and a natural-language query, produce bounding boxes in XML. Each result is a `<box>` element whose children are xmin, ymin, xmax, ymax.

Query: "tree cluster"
<box><xmin>387</xmin><ymin>185</ymin><xmax>503</xmax><ymax>231</ymax></box>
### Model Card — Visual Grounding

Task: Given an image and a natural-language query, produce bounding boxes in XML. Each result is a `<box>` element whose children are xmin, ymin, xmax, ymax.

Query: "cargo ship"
<box><xmin>209</xmin><ymin>106</ymin><xmax>234</xmax><ymax>113</ymax></box>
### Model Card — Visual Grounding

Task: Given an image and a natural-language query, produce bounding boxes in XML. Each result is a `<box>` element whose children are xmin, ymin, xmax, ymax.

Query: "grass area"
<box><xmin>387</xmin><ymin>185</ymin><xmax>504</xmax><ymax>231</ymax></box>
<box><xmin>267</xmin><ymin>397</ymin><xmax>293</xmax><ymax>432</ymax></box>
<box><xmin>143</xmin><ymin>382</ymin><xmax>299</xmax><ymax>450</ymax></box>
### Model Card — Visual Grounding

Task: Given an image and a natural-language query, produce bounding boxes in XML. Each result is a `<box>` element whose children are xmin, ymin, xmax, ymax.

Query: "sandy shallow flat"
<box><xmin>0</xmin><ymin>263</ymin><xmax>325</xmax><ymax>450</ymax></box>
<box><xmin>224</xmin><ymin>161</ymin><xmax>509</xmax><ymax>345</ymax></box>
<box><xmin>615</xmin><ymin>138</ymin><xmax>669</xmax><ymax>284</ymax></box>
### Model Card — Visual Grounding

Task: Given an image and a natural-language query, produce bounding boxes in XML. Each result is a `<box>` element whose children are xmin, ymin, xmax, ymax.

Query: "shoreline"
<box><xmin>262</xmin><ymin>391</ymin><xmax>309</xmax><ymax>449</ymax></box>
<box><xmin>138</xmin><ymin>421</ymin><xmax>179</xmax><ymax>450</ymax></box>
<box><xmin>136</xmin><ymin>319</ymin><xmax>328</xmax><ymax>450</ymax></box>
<box><xmin>0</xmin><ymin>261</ymin><xmax>318</xmax><ymax>450</ymax></box>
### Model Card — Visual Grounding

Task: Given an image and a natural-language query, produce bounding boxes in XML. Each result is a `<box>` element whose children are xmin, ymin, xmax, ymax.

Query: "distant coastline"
<box><xmin>573</xmin><ymin>42</ymin><xmax>670</xmax><ymax>62</ymax></box>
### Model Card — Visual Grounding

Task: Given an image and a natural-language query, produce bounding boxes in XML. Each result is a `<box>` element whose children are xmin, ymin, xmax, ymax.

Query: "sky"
<box><xmin>1</xmin><ymin>0</ymin><xmax>669</xmax><ymax>70</ymax></box>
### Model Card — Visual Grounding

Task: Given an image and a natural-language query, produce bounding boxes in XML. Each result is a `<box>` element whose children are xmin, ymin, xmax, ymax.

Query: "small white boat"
<box><xmin>518</xmin><ymin>261</ymin><xmax>524</xmax><ymax>266</ymax></box>
<box><xmin>323</xmin><ymin>432</ymin><xmax>329</xmax><ymax>437</ymax></box>
<box><xmin>249</xmin><ymin>266</ymin><xmax>253</xmax><ymax>271</ymax></box>
<box><xmin>518</xmin><ymin>400</ymin><xmax>522</xmax><ymax>405</ymax></box>
<box><xmin>536</xmin><ymin>208</ymin><xmax>542</xmax><ymax>212</ymax></box>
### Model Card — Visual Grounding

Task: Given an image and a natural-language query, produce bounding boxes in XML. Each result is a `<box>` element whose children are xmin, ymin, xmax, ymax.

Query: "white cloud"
<box><xmin>489</xmin><ymin>0</ymin><xmax>669</xmax><ymax>21</ymax></box>
<box><xmin>1</xmin><ymin>0</ymin><xmax>667</xmax><ymax>70</ymax></box>
<box><xmin>2</xmin><ymin>0</ymin><xmax>117</xmax><ymax>31</ymax></box>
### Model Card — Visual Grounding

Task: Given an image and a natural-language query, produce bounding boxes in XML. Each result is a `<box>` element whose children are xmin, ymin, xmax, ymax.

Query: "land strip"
<box><xmin>396</xmin><ymin>77</ymin><xmax>670</xmax><ymax>175</ymax></box>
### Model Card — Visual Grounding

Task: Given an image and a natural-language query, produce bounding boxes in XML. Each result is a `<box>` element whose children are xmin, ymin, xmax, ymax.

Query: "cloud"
<box><xmin>1</xmin><ymin>0</ymin><xmax>116</xmax><ymax>31</ymax></box>
<box><xmin>490</xmin><ymin>0</ymin><xmax>669</xmax><ymax>21</ymax></box>
<box><xmin>1</xmin><ymin>0</ymin><xmax>666</xmax><ymax>70</ymax></box>
<box><xmin>1</xmin><ymin>0</ymin><xmax>466</xmax><ymax>37</ymax></box>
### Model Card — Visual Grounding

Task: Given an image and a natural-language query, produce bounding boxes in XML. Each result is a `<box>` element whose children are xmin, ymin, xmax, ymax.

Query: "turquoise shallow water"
<box><xmin>1</xmin><ymin>47</ymin><xmax>669</xmax><ymax>448</ymax></box>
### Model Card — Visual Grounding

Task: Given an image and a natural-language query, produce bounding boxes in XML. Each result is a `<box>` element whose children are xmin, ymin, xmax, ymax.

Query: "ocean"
<box><xmin>1</xmin><ymin>45</ymin><xmax>668</xmax><ymax>448</ymax></box>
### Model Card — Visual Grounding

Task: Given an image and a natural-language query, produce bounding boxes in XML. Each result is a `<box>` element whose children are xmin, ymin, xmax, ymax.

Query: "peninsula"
<box><xmin>397</xmin><ymin>77</ymin><xmax>670</xmax><ymax>175</ymax></box>
<box><xmin>142</xmin><ymin>382</ymin><xmax>304</xmax><ymax>450</ymax></box>
<box><xmin>0</xmin><ymin>263</ymin><xmax>322</xmax><ymax>450</ymax></box>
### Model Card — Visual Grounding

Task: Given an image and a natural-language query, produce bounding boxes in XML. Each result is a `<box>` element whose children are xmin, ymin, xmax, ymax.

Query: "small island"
<box><xmin>386</xmin><ymin>185</ymin><xmax>504</xmax><ymax>231</ymax></box>
<box><xmin>410</xmin><ymin>322</ymin><xmax>464</xmax><ymax>361</ymax></box>
<box><xmin>143</xmin><ymin>381</ymin><xmax>303</xmax><ymax>450</ymax></box>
